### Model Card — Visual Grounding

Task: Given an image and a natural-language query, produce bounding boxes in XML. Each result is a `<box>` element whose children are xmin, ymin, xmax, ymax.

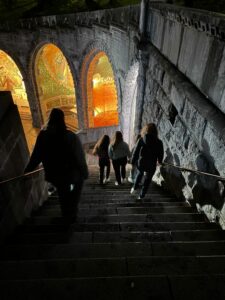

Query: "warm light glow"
<box><xmin>0</xmin><ymin>50</ymin><xmax>36</xmax><ymax>152</ymax></box>
<box><xmin>88</xmin><ymin>53</ymin><xmax>119</xmax><ymax>127</ymax></box>
<box><xmin>35</xmin><ymin>44</ymin><xmax>78</xmax><ymax>130</ymax></box>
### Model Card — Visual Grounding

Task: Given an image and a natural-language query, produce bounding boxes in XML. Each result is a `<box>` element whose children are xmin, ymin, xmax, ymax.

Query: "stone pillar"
<box><xmin>139</xmin><ymin>0</ymin><xmax>149</xmax><ymax>38</ymax></box>
<box><xmin>134</xmin><ymin>51</ymin><xmax>149</xmax><ymax>139</ymax></box>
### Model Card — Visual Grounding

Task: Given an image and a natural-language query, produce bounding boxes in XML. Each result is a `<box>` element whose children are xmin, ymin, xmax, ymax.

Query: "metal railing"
<box><xmin>162</xmin><ymin>162</ymin><xmax>225</xmax><ymax>181</ymax></box>
<box><xmin>0</xmin><ymin>168</ymin><xmax>44</xmax><ymax>186</ymax></box>
<box><xmin>0</xmin><ymin>162</ymin><xmax>224</xmax><ymax>186</ymax></box>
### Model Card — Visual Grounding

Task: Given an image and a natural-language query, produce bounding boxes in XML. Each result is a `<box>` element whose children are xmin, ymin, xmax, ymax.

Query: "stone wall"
<box><xmin>0</xmin><ymin>92</ymin><xmax>47</xmax><ymax>242</ymax></box>
<box><xmin>0</xmin><ymin>5</ymin><xmax>140</xmax><ymax>130</ymax></box>
<box><xmin>141</xmin><ymin>2</ymin><xmax>225</xmax><ymax>227</ymax></box>
<box><xmin>141</xmin><ymin>43</ymin><xmax>225</xmax><ymax>228</ymax></box>
<box><xmin>147</xmin><ymin>2</ymin><xmax>225</xmax><ymax>115</ymax></box>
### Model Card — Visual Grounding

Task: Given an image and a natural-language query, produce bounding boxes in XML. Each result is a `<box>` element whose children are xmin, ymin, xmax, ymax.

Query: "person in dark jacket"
<box><xmin>128</xmin><ymin>134</ymin><xmax>141</xmax><ymax>183</ymax></box>
<box><xmin>25</xmin><ymin>108</ymin><xmax>88</xmax><ymax>221</ymax></box>
<box><xmin>108</xmin><ymin>131</ymin><xmax>131</xmax><ymax>185</ymax></box>
<box><xmin>93</xmin><ymin>134</ymin><xmax>111</xmax><ymax>185</ymax></box>
<box><xmin>130</xmin><ymin>123</ymin><xmax>164</xmax><ymax>199</ymax></box>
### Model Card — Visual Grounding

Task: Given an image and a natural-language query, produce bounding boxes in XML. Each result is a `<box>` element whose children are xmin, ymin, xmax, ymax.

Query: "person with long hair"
<box><xmin>130</xmin><ymin>123</ymin><xmax>164</xmax><ymax>199</ymax></box>
<box><xmin>93</xmin><ymin>134</ymin><xmax>110</xmax><ymax>185</ymax></box>
<box><xmin>108</xmin><ymin>131</ymin><xmax>130</xmax><ymax>185</ymax></box>
<box><xmin>25</xmin><ymin>108</ymin><xmax>88</xmax><ymax>221</ymax></box>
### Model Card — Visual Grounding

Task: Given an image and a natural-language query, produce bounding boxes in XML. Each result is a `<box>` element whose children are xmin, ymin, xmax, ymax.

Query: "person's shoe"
<box><xmin>121</xmin><ymin>178</ymin><xmax>127</xmax><ymax>184</ymax></box>
<box><xmin>104</xmin><ymin>177</ymin><xmax>110</xmax><ymax>184</ymax></box>
<box><xmin>115</xmin><ymin>181</ymin><xmax>119</xmax><ymax>186</ymax></box>
<box><xmin>137</xmin><ymin>195</ymin><xmax>144</xmax><ymax>200</ymax></box>
<box><xmin>128</xmin><ymin>176</ymin><xmax>133</xmax><ymax>183</ymax></box>
<box><xmin>130</xmin><ymin>187</ymin><xmax>137</xmax><ymax>195</ymax></box>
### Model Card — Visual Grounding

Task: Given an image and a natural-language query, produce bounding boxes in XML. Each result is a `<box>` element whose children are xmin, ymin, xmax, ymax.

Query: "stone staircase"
<box><xmin>0</xmin><ymin>166</ymin><xmax>225</xmax><ymax>299</ymax></box>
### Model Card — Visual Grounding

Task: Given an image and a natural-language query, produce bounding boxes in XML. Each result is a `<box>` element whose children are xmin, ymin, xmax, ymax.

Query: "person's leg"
<box><xmin>99</xmin><ymin>160</ymin><xmax>104</xmax><ymax>184</ymax></box>
<box><xmin>70</xmin><ymin>180</ymin><xmax>84</xmax><ymax>218</ymax></box>
<box><xmin>139</xmin><ymin>170</ymin><xmax>155</xmax><ymax>198</ymax></box>
<box><xmin>112</xmin><ymin>159</ymin><xmax>121</xmax><ymax>184</ymax></box>
<box><xmin>106</xmin><ymin>160</ymin><xmax>110</xmax><ymax>179</ymax></box>
<box><xmin>56</xmin><ymin>180</ymin><xmax>83</xmax><ymax>221</ymax></box>
<box><xmin>56</xmin><ymin>184</ymin><xmax>71</xmax><ymax>218</ymax></box>
<box><xmin>133</xmin><ymin>169</ymin><xmax>143</xmax><ymax>190</ymax></box>
<box><xmin>120</xmin><ymin>157</ymin><xmax>127</xmax><ymax>180</ymax></box>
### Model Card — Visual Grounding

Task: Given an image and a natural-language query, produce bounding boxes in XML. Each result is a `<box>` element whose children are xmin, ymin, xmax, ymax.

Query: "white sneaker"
<box><xmin>121</xmin><ymin>178</ymin><xmax>127</xmax><ymax>184</ymax></box>
<box><xmin>128</xmin><ymin>177</ymin><xmax>133</xmax><ymax>183</ymax></box>
<box><xmin>130</xmin><ymin>187</ymin><xmax>137</xmax><ymax>195</ymax></box>
<box><xmin>115</xmin><ymin>181</ymin><xmax>119</xmax><ymax>186</ymax></box>
<box><xmin>104</xmin><ymin>177</ymin><xmax>110</xmax><ymax>183</ymax></box>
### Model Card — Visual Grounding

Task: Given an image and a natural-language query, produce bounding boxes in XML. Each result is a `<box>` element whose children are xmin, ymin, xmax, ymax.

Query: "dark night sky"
<box><xmin>0</xmin><ymin>0</ymin><xmax>224</xmax><ymax>21</ymax></box>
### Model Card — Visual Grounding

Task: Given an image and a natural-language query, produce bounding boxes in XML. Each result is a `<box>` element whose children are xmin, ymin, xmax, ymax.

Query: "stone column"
<box><xmin>134</xmin><ymin>50</ymin><xmax>149</xmax><ymax>139</ymax></box>
<box><xmin>139</xmin><ymin>0</ymin><xmax>149</xmax><ymax>38</ymax></box>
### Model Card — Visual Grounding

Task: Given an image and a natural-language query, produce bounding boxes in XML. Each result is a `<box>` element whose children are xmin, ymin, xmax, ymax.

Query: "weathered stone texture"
<box><xmin>147</xmin><ymin>3</ymin><xmax>225</xmax><ymax>116</ymax></box>
<box><xmin>0</xmin><ymin>92</ymin><xmax>47</xmax><ymax>242</ymax></box>
<box><xmin>142</xmin><ymin>44</ymin><xmax>225</xmax><ymax>226</ymax></box>
<box><xmin>0</xmin><ymin>6</ymin><xmax>140</xmax><ymax>130</ymax></box>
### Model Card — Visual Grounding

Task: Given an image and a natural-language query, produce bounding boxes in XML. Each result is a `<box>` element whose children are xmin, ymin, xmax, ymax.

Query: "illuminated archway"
<box><xmin>35</xmin><ymin>44</ymin><xmax>77</xmax><ymax>131</ymax></box>
<box><xmin>87</xmin><ymin>52</ymin><xmax>119</xmax><ymax>127</ymax></box>
<box><xmin>0</xmin><ymin>50</ymin><xmax>36</xmax><ymax>152</ymax></box>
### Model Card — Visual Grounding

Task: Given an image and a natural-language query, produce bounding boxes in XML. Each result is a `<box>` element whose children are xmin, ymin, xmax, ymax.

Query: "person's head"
<box><xmin>46</xmin><ymin>108</ymin><xmax>66</xmax><ymax>132</ymax></box>
<box><xmin>111</xmin><ymin>131</ymin><xmax>123</xmax><ymax>148</ymax></box>
<box><xmin>135</xmin><ymin>134</ymin><xmax>141</xmax><ymax>143</ymax></box>
<box><xmin>141</xmin><ymin>123</ymin><xmax>158</xmax><ymax>138</ymax></box>
<box><xmin>95</xmin><ymin>134</ymin><xmax>110</xmax><ymax>150</ymax></box>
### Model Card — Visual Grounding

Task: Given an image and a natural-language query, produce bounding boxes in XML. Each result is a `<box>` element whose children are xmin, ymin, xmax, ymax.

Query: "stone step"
<box><xmin>0</xmin><ymin>256</ymin><xmax>225</xmax><ymax>280</ymax></box>
<box><xmin>0</xmin><ymin>274</ymin><xmax>224</xmax><ymax>300</ymax></box>
<box><xmin>18</xmin><ymin>221</ymin><xmax>219</xmax><ymax>234</ymax></box>
<box><xmin>25</xmin><ymin>213</ymin><xmax>206</xmax><ymax>225</ymax></box>
<box><xmin>48</xmin><ymin>196</ymin><xmax>179</xmax><ymax>204</ymax></box>
<box><xmin>44</xmin><ymin>202</ymin><xmax>190</xmax><ymax>209</ymax></box>
<box><xmin>33</xmin><ymin>206</ymin><xmax>196</xmax><ymax>217</ymax></box>
<box><xmin>7</xmin><ymin>230</ymin><xmax>225</xmax><ymax>245</ymax></box>
<box><xmin>1</xmin><ymin>241</ymin><xmax>225</xmax><ymax>260</ymax></box>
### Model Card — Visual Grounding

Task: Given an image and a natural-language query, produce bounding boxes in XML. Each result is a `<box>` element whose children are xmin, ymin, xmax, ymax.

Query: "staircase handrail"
<box><xmin>162</xmin><ymin>162</ymin><xmax>225</xmax><ymax>181</ymax></box>
<box><xmin>1</xmin><ymin>162</ymin><xmax>225</xmax><ymax>185</ymax></box>
<box><xmin>0</xmin><ymin>168</ymin><xmax>44</xmax><ymax>186</ymax></box>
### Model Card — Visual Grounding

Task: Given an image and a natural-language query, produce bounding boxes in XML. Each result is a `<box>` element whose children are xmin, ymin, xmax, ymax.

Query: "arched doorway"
<box><xmin>87</xmin><ymin>52</ymin><xmax>119</xmax><ymax>128</ymax></box>
<box><xmin>35</xmin><ymin>43</ymin><xmax>78</xmax><ymax>131</ymax></box>
<box><xmin>0</xmin><ymin>50</ymin><xmax>37</xmax><ymax>152</ymax></box>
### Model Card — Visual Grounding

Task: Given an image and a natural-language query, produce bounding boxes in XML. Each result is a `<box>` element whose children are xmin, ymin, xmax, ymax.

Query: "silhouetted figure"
<box><xmin>130</xmin><ymin>123</ymin><xmax>164</xmax><ymax>199</ymax></box>
<box><xmin>108</xmin><ymin>131</ymin><xmax>130</xmax><ymax>185</ymax></box>
<box><xmin>128</xmin><ymin>134</ymin><xmax>141</xmax><ymax>183</ymax></box>
<box><xmin>25</xmin><ymin>108</ymin><xmax>88</xmax><ymax>221</ymax></box>
<box><xmin>93</xmin><ymin>135</ymin><xmax>111</xmax><ymax>185</ymax></box>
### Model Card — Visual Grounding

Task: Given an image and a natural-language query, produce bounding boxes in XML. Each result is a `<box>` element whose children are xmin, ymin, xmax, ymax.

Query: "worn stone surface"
<box><xmin>0</xmin><ymin>92</ymin><xmax>47</xmax><ymax>242</ymax></box>
<box><xmin>0</xmin><ymin>168</ymin><xmax>224</xmax><ymax>299</ymax></box>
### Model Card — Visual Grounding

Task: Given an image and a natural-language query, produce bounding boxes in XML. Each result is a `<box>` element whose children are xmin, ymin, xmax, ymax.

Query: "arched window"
<box><xmin>0</xmin><ymin>50</ymin><xmax>36</xmax><ymax>152</ymax></box>
<box><xmin>87</xmin><ymin>52</ymin><xmax>119</xmax><ymax>127</ymax></box>
<box><xmin>35</xmin><ymin>43</ymin><xmax>78</xmax><ymax>131</ymax></box>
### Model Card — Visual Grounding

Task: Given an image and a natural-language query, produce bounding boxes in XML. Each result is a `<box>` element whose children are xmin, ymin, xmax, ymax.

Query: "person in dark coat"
<box><xmin>93</xmin><ymin>134</ymin><xmax>111</xmax><ymax>185</ymax></box>
<box><xmin>130</xmin><ymin>123</ymin><xmax>164</xmax><ymax>199</ymax></box>
<box><xmin>128</xmin><ymin>134</ymin><xmax>141</xmax><ymax>183</ymax></box>
<box><xmin>25</xmin><ymin>108</ymin><xmax>88</xmax><ymax>221</ymax></box>
<box><xmin>108</xmin><ymin>131</ymin><xmax>131</xmax><ymax>185</ymax></box>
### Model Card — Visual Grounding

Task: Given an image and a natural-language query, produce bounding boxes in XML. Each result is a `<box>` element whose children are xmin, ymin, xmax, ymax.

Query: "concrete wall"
<box><xmin>0</xmin><ymin>92</ymin><xmax>47</xmax><ymax>242</ymax></box>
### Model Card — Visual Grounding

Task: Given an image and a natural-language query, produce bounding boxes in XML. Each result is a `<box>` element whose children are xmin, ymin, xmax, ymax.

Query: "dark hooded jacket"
<box><xmin>25</xmin><ymin>128</ymin><xmax>88</xmax><ymax>185</ymax></box>
<box><xmin>131</xmin><ymin>133</ymin><xmax>164</xmax><ymax>172</ymax></box>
